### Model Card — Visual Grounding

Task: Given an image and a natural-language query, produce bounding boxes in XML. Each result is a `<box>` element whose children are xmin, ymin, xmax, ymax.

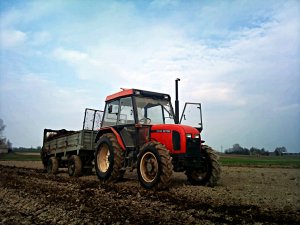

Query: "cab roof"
<box><xmin>105</xmin><ymin>89</ymin><xmax>134</xmax><ymax>101</ymax></box>
<box><xmin>105</xmin><ymin>88</ymin><xmax>171</xmax><ymax>102</ymax></box>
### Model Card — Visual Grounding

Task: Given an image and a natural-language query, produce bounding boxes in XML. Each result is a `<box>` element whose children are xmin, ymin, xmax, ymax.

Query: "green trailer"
<box><xmin>41</xmin><ymin>108</ymin><xmax>103</xmax><ymax>176</ymax></box>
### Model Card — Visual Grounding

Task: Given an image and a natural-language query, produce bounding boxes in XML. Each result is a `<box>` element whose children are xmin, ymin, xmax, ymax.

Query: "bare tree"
<box><xmin>0</xmin><ymin>119</ymin><xmax>5</xmax><ymax>136</ymax></box>
<box><xmin>0</xmin><ymin>119</ymin><xmax>6</xmax><ymax>144</ymax></box>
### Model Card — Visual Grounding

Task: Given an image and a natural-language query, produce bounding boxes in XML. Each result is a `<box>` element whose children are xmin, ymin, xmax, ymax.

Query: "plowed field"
<box><xmin>0</xmin><ymin>161</ymin><xmax>299</xmax><ymax>224</ymax></box>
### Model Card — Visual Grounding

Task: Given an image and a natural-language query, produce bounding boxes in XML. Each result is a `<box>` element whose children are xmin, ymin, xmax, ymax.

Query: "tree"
<box><xmin>249</xmin><ymin>147</ymin><xmax>270</xmax><ymax>156</ymax></box>
<box><xmin>0</xmin><ymin>119</ymin><xmax>6</xmax><ymax>138</ymax></box>
<box><xmin>225</xmin><ymin>144</ymin><xmax>250</xmax><ymax>155</ymax></box>
<box><xmin>274</xmin><ymin>147</ymin><xmax>287</xmax><ymax>156</ymax></box>
<box><xmin>7</xmin><ymin>140</ymin><xmax>13</xmax><ymax>152</ymax></box>
<box><xmin>0</xmin><ymin>119</ymin><xmax>12</xmax><ymax>152</ymax></box>
<box><xmin>0</xmin><ymin>119</ymin><xmax>6</xmax><ymax>145</ymax></box>
<box><xmin>250</xmin><ymin>147</ymin><xmax>260</xmax><ymax>155</ymax></box>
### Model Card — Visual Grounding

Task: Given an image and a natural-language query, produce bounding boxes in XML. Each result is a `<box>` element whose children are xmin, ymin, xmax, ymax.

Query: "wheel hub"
<box><xmin>140</xmin><ymin>152</ymin><xmax>158</xmax><ymax>183</ymax></box>
<box><xmin>98</xmin><ymin>144</ymin><xmax>110</xmax><ymax>173</ymax></box>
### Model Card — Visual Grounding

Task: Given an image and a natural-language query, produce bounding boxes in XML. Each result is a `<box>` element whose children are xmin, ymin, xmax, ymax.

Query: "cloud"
<box><xmin>53</xmin><ymin>48</ymin><xmax>89</xmax><ymax>63</ymax></box>
<box><xmin>274</xmin><ymin>103</ymin><xmax>300</xmax><ymax>113</ymax></box>
<box><xmin>0</xmin><ymin>29</ymin><xmax>27</xmax><ymax>48</ymax></box>
<box><xmin>30</xmin><ymin>31</ymin><xmax>51</xmax><ymax>46</ymax></box>
<box><xmin>190</xmin><ymin>83</ymin><xmax>246</xmax><ymax>107</ymax></box>
<box><xmin>50</xmin><ymin>2</ymin><xmax>299</xmax><ymax>112</ymax></box>
<box><xmin>150</xmin><ymin>0</ymin><xmax>179</xmax><ymax>8</ymax></box>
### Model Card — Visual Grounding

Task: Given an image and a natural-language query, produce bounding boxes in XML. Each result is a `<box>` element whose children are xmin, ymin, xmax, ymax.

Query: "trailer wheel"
<box><xmin>95</xmin><ymin>133</ymin><xmax>124</xmax><ymax>182</ymax></box>
<box><xmin>137</xmin><ymin>141</ymin><xmax>173</xmax><ymax>190</ymax></box>
<box><xmin>40</xmin><ymin>150</ymin><xmax>49</xmax><ymax>172</ymax></box>
<box><xmin>47</xmin><ymin>157</ymin><xmax>59</xmax><ymax>175</ymax></box>
<box><xmin>186</xmin><ymin>145</ymin><xmax>221</xmax><ymax>187</ymax></box>
<box><xmin>68</xmin><ymin>155</ymin><xmax>82</xmax><ymax>177</ymax></box>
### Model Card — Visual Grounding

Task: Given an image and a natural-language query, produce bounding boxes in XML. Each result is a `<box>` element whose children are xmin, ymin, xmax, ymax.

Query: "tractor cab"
<box><xmin>101</xmin><ymin>89</ymin><xmax>175</xmax><ymax>126</ymax></box>
<box><xmin>100</xmin><ymin>88</ymin><xmax>203</xmax><ymax>151</ymax></box>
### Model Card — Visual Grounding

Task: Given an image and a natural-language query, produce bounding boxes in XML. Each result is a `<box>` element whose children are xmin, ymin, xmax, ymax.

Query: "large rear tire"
<box><xmin>186</xmin><ymin>145</ymin><xmax>221</xmax><ymax>187</ymax></box>
<box><xmin>68</xmin><ymin>155</ymin><xmax>82</xmax><ymax>177</ymax></box>
<box><xmin>47</xmin><ymin>157</ymin><xmax>59</xmax><ymax>175</ymax></box>
<box><xmin>137</xmin><ymin>141</ymin><xmax>173</xmax><ymax>190</ymax></box>
<box><xmin>95</xmin><ymin>133</ymin><xmax>124</xmax><ymax>182</ymax></box>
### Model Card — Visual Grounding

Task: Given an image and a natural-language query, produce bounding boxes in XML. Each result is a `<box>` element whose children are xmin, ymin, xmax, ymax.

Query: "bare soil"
<box><xmin>0</xmin><ymin>161</ymin><xmax>299</xmax><ymax>224</ymax></box>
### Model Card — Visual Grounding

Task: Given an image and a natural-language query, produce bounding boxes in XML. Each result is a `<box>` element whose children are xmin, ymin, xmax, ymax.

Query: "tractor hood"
<box><xmin>150</xmin><ymin>124</ymin><xmax>201</xmax><ymax>154</ymax></box>
<box><xmin>151</xmin><ymin>124</ymin><xmax>200</xmax><ymax>136</ymax></box>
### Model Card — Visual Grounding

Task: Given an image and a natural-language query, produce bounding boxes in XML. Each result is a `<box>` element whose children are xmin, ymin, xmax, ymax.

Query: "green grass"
<box><xmin>220</xmin><ymin>155</ymin><xmax>300</xmax><ymax>168</ymax></box>
<box><xmin>1</xmin><ymin>152</ymin><xmax>300</xmax><ymax>168</ymax></box>
<box><xmin>0</xmin><ymin>152</ymin><xmax>41</xmax><ymax>161</ymax></box>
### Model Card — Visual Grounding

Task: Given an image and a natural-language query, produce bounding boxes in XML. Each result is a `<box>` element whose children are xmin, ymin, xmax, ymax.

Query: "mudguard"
<box><xmin>95</xmin><ymin>127</ymin><xmax>126</xmax><ymax>150</ymax></box>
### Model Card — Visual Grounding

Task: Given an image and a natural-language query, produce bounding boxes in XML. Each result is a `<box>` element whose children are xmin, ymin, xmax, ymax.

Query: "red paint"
<box><xmin>150</xmin><ymin>124</ymin><xmax>200</xmax><ymax>154</ymax></box>
<box><xmin>99</xmin><ymin>127</ymin><xmax>126</xmax><ymax>151</ymax></box>
<box><xmin>105</xmin><ymin>89</ymin><xmax>134</xmax><ymax>102</ymax></box>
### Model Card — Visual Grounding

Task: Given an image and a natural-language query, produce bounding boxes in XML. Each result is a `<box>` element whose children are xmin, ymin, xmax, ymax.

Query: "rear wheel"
<box><xmin>47</xmin><ymin>157</ymin><xmax>58</xmax><ymax>175</ymax></box>
<box><xmin>186</xmin><ymin>145</ymin><xmax>221</xmax><ymax>187</ymax></box>
<box><xmin>68</xmin><ymin>155</ymin><xmax>82</xmax><ymax>177</ymax></box>
<box><xmin>137</xmin><ymin>141</ymin><xmax>173</xmax><ymax>190</ymax></box>
<box><xmin>95</xmin><ymin>133</ymin><xmax>124</xmax><ymax>182</ymax></box>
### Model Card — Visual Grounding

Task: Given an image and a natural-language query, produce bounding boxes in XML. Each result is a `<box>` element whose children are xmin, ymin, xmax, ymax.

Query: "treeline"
<box><xmin>13</xmin><ymin>146</ymin><xmax>42</xmax><ymax>152</ymax></box>
<box><xmin>225</xmin><ymin>144</ymin><xmax>288</xmax><ymax>156</ymax></box>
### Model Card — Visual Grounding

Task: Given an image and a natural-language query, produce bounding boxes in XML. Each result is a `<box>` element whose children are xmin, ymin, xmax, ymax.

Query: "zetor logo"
<box><xmin>153</xmin><ymin>130</ymin><xmax>171</xmax><ymax>133</ymax></box>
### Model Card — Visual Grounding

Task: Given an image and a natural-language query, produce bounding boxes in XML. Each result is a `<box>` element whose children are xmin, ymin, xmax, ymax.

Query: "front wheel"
<box><xmin>137</xmin><ymin>141</ymin><xmax>173</xmax><ymax>190</ymax></box>
<box><xmin>186</xmin><ymin>145</ymin><xmax>221</xmax><ymax>187</ymax></box>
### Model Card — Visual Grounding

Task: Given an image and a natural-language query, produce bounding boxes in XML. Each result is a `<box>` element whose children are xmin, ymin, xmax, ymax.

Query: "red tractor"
<box><xmin>95</xmin><ymin>79</ymin><xmax>220</xmax><ymax>189</ymax></box>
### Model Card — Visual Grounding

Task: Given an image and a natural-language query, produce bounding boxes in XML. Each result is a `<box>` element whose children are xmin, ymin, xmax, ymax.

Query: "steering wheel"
<box><xmin>139</xmin><ymin>117</ymin><xmax>151</xmax><ymax>125</ymax></box>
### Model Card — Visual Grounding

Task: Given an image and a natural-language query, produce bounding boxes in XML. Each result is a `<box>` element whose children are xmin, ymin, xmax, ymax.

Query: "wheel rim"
<box><xmin>140</xmin><ymin>152</ymin><xmax>158</xmax><ymax>183</ymax></box>
<box><xmin>97</xmin><ymin>144</ymin><xmax>110</xmax><ymax>173</ymax></box>
<box><xmin>69</xmin><ymin>161</ymin><xmax>75</xmax><ymax>175</ymax></box>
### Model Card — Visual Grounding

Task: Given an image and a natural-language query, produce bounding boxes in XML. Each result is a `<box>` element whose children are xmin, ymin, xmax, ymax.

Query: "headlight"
<box><xmin>186</xmin><ymin>133</ymin><xmax>192</xmax><ymax>138</ymax></box>
<box><xmin>194</xmin><ymin>134</ymin><xmax>200</xmax><ymax>139</ymax></box>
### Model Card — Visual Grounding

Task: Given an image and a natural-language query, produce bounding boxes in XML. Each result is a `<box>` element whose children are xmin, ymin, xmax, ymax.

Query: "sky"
<box><xmin>0</xmin><ymin>0</ymin><xmax>299</xmax><ymax>152</ymax></box>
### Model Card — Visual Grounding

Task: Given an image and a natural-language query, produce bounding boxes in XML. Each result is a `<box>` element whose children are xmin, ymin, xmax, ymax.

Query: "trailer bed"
<box><xmin>43</xmin><ymin>129</ymin><xmax>98</xmax><ymax>157</ymax></box>
<box><xmin>41</xmin><ymin>108</ymin><xmax>103</xmax><ymax>172</ymax></box>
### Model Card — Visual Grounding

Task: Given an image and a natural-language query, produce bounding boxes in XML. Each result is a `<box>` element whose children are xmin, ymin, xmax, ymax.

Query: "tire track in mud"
<box><xmin>1</xmin><ymin>165</ymin><xmax>299</xmax><ymax>225</ymax></box>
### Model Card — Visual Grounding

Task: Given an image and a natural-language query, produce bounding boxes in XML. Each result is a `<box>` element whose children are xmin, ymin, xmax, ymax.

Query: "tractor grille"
<box><xmin>172</xmin><ymin>131</ymin><xmax>181</xmax><ymax>150</ymax></box>
<box><xmin>186</xmin><ymin>138</ymin><xmax>201</xmax><ymax>157</ymax></box>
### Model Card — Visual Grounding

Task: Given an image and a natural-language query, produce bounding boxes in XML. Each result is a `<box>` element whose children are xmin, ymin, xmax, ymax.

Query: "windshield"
<box><xmin>135</xmin><ymin>96</ymin><xmax>175</xmax><ymax>124</ymax></box>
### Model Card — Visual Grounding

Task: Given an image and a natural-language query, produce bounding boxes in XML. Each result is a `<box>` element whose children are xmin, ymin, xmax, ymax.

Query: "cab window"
<box><xmin>102</xmin><ymin>100</ymin><xmax>119</xmax><ymax>127</ymax></box>
<box><xmin>102</xmin><ymin>97</ymin><xmax>135</xmax><ymax>127</ymax></box>
<box><xmin>118</xmin><ymin>97</ymin><xmax>134</xmax><ymax>124</ymax></box>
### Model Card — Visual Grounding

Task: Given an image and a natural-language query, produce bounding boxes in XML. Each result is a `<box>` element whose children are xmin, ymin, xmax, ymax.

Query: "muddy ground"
<box><xmin>0</xmin><ymin>161</ymin><xmax>299</xmax><ymax>224</ymax></box>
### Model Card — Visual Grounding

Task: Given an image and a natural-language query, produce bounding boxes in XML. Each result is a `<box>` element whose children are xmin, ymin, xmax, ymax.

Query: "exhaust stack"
<box><xmin>175</xmin><ymin>78</ymin><xmax>180</xmax><ymax>124</ymax></box>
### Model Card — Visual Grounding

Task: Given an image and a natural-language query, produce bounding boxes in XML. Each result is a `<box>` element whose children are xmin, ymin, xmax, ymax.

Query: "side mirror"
<box><xmin>108</xmin><ymin>105</ymin><xmax>113</xmax><ymax>113</ymax></box>
<box><xmin>108</xmin><ymin>104</ymin><xmax>119</xmax><ymax>114</ymax></box>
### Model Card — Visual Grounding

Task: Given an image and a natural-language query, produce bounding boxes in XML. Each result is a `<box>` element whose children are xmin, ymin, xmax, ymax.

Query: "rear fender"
<box><xmin>95</xmin><ymin>127</ymin><xmax>126</xmax><ymax>151</ymax></box>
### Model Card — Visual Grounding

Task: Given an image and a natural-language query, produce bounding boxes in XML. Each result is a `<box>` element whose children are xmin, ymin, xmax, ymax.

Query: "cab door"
<box><xmin>180</xmin><ymin>103</ymin><xmax>203</xmax><ymax>132</ymax></box>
